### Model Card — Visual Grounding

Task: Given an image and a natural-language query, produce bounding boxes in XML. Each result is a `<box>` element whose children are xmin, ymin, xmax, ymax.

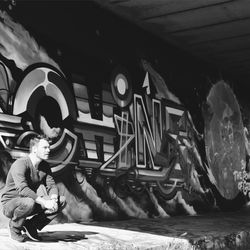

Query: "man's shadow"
<box><xmin>25</xmin><ymin>230</ymin><xmax>98</xmax><ymax>242</ymax></box>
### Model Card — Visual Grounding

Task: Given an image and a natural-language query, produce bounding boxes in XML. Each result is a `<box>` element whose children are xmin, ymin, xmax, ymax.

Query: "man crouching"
<box><xmin>1</xmin><ymin>135</ymin><xmax>66</xmax><ymax>242</ymax></box>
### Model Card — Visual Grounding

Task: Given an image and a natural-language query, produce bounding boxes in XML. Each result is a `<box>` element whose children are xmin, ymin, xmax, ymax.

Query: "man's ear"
<box><xmin>31</xmin><ymin>145</ymin><xmax>37</xmax><ymax>153</ymax></box>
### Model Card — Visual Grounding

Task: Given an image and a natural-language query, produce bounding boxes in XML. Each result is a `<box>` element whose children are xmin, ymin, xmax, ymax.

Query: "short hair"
<box><xmin>29</xmin><ymin>134</ymin><xmax>51</xmax><ymax>152</ymax></box>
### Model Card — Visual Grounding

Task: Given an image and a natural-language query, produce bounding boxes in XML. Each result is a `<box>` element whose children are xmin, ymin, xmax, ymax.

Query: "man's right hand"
<box><xmin>43</xmin><ymin>199</ymin><xmax>57</xmax><ymax>210</ymax></box>
<box><xmin>35</xmin><ymin>196</ymin><xmax>57</xmax><ymax>210</ymax></box>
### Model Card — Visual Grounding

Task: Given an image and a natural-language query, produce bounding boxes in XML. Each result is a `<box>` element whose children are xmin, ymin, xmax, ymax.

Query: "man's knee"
<box><xmin>21</xmin><ymin>197</ymin><xmax>35</xmax><ymax>212</ymax></box>
<box><xmin>7</xmin><ymin>197</ymin><xmax>35</xmax><ymax>220</ymax></box>
<box><xmin>2</xmin><ymin>197</ymin><xmax>35</xmax><ymax>218</ymax></box>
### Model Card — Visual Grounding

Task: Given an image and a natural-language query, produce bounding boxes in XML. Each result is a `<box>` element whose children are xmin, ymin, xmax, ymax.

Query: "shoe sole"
<box><xmin>23</xmin><ymin>225</ymin><xmax>40</xmax><ymax>242</ymax></box>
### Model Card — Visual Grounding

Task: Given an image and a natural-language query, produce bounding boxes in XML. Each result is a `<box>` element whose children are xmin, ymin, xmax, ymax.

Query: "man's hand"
<box><xmin>36</xmin><ymin>196</ymin><xmax>58</xmax><ymax>213</ymax></box>
<box><xmin>44</xmin><ymin>199</ymin><xmax>57</xmax><ymax>210</ymax></box>
<box><xmin>49</xmin><ymin>195</ymin><xmax>59</xmax><ymax>213</ymax></box>
<box><xmin>44</xmin><ymin>198</ymin><xmax>58</xmax><ymax>214</ymax></box>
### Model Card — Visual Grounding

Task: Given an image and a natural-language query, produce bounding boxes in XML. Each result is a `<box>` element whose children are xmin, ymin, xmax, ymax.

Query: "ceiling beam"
<box><xmin>141</xmin><ymin>0</ymin><xmax>234</xmax><ymax>21</ymax></box>
<box><xmin>109</xmin><ymin>0</ymin><xmax>130</xmax><ymax>4</ymax></box>
<box><xmin>165</xmin><ymin>16</ymin><xmax>250</xmax><ymax>35</ymax></box>
<box><xmin>167</xmin><ymin>18</ymin><xmax>250</xmax><ymax>44</ymax></box>
<box><xmin>195</xmin><ymin>46</ymin><xmax>250</xmax><ymax>58</ymax></box>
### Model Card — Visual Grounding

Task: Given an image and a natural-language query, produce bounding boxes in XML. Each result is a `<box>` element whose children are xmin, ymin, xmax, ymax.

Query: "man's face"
<box><xmin>34</xmin><ymin>139</ymin><xmax>50</xmax><ymax>160</ymax></box>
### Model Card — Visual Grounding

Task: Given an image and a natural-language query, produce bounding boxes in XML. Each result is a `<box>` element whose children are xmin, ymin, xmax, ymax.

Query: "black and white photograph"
<box><xmin>1</xmin><ymin>0</ymin><xmax>250</xmax><ymax>249</ymax></box>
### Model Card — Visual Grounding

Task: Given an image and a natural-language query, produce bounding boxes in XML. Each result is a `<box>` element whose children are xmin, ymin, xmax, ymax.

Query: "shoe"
<box><xmin>23</xmin><ymin>220</ymin><xmax>41</xmax><ymax>241</ymax></box>
<box><xmin>8</xmin><ymin>221</ymin><xmax>25</xmax><ymax>242</ymax></box>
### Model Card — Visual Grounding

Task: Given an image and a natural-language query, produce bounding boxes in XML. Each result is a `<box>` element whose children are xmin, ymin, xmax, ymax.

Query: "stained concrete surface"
<box><xmin>1</xmin><ymin>208</ymin><xmax>250</xmax><ymax>249</ymax></box>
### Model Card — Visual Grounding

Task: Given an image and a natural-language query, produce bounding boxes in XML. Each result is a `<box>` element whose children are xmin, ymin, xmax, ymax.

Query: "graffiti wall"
<box><xmin>0</xmin><ymin>7</ymin><xmax>249</xmax><ymax>223</ymax></box>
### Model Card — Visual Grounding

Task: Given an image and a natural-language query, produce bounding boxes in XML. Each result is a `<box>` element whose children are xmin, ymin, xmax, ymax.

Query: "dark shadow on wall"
<box><xmin>55</xmin><ymin>168</ymin><xmax>123</xmax><ymax>222</ymax></box>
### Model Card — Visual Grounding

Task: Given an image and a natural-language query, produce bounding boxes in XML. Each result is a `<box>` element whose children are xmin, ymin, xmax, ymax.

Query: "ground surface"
<box><xmin>1</xmin><ymin>208</ymin><xmax>250</xmax><ymax>249</ymax></box>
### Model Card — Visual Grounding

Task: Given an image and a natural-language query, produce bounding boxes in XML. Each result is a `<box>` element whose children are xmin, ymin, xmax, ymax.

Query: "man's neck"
<box><xmin>28</xmin><ymin>153</ymin><xmax>41</xmax><ymax>169</ymax></box>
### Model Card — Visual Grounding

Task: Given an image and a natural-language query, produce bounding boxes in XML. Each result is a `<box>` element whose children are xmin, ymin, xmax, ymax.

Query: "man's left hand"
<box><xmin>45</xmin><ymin>197</ymin><xmax>58</xmax><ymax>214</ymax></box>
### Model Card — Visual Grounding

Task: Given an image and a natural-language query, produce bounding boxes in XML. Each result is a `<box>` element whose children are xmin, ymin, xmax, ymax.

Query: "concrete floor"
<box><xmin>1</xmin><ymin>208</ymin><xmax>250</xmax><ymax>250</ymax></box>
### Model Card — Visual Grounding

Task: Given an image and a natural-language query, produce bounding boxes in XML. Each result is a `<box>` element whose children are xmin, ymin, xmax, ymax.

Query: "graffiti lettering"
<box><xmin>134</xmin><ymin>94</ymin><xmax>162</xmax><ymax>170</ymax></box>
<box><xmin>234</xmin><ymin>169</ymin><xmax>250</xmax><ymax>195</ymax></box>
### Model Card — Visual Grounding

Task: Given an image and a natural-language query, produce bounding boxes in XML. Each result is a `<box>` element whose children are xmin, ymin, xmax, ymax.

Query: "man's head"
<box><xmin>29</xmin><ymin>135</ymin><xmax>51</xmax><ymax>161</ymax></box>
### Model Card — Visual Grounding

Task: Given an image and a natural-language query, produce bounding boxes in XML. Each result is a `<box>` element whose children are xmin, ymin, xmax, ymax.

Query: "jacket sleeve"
<box><xmin>45</xmin><ymin>166</ymin><xmax>58</xmax><ymax>197</ymax></box>
<box><xmin>12</xmin><ymin>160</ymin><xmax>38</xmax><ymax>200</ymax></box>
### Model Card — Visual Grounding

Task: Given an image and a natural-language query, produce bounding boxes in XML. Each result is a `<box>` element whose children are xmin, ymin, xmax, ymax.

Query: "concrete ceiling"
<box><xmin>93</xmin><ymin>0</ymin><xmax>250</xmax><ymax>86</ymax></box>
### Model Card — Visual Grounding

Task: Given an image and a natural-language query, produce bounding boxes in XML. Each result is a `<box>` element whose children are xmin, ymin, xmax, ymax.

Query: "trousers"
<box><xmin>2</xmin><ymin>185</ymin><xmax>66</xmax><ymax>232</ymax></box>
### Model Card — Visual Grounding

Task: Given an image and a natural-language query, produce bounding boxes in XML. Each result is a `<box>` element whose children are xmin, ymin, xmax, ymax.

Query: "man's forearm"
<box><xmin>36</xmin><ymin>196</ymin><xmax>57</xmax><ymax>210</ymax></box>
<box><xmin>18</xmin><ymin>185</ymin><xmax>38</xmax><ymax>200</ymax></box>
<box><xmin>46</xmin><ymin>174</ymin><xmax>58</xmax><ymax>197</ymax></box>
